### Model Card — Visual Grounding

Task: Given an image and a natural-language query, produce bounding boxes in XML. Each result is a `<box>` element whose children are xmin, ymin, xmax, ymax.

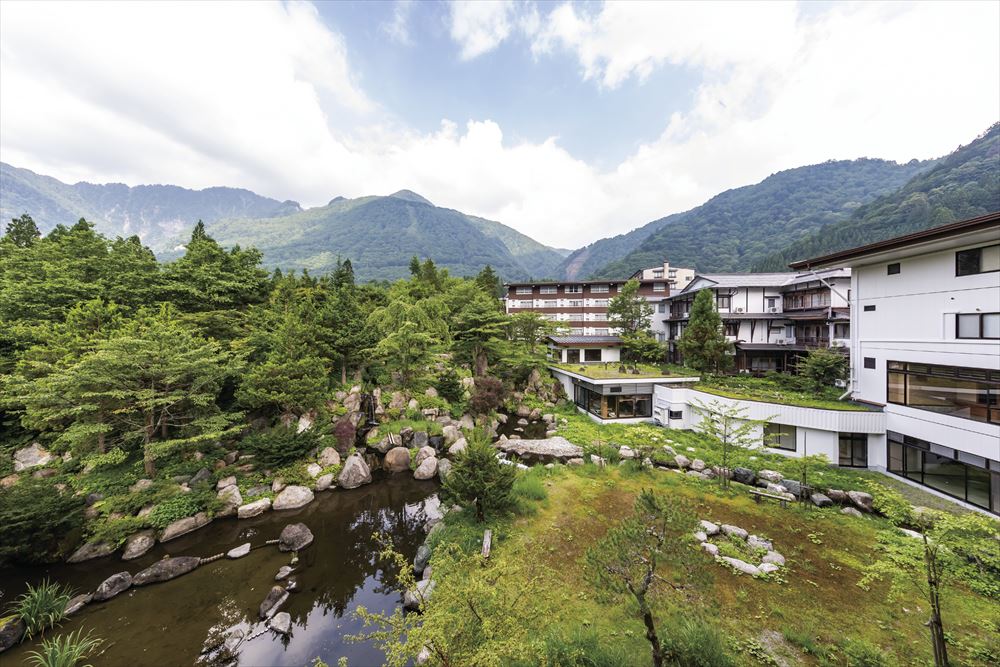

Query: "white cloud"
<box><xmin>381</xmin><ymin>0</ymin><xmax>414</xmax><ymax>46</ymax></box>
<box><xmin>1</xmin><ymin>1</ymin><xmax>997</xmax><ymax>252</ymax></box>
<box><xmin>447</xmin><ymin>0</ymin><xmax>517</xmax><ymax>60</ymax></box>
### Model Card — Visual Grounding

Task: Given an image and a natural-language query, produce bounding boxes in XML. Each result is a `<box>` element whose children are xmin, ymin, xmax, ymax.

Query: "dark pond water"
<box><xmin>1</xmin><ymin>474</ymin><xmax>439</xmax><ymax>667</ymax></box>
<box><xmin>495</xmin><ymin>413</ymin><xmax>548</xmax><ymax>440</ymax></box>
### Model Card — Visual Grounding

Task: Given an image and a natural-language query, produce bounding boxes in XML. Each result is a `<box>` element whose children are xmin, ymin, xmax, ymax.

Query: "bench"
<box><xmin>748</xmin><ymin>489</ymin><xmax>790</xmax><ymax>508</ymax></box>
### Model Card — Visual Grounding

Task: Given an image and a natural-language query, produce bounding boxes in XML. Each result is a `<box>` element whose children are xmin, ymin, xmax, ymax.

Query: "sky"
<box><xmin>0</xmin><ymin>1</ymin><xmax>997</xmax><ymax>248</ymax></box>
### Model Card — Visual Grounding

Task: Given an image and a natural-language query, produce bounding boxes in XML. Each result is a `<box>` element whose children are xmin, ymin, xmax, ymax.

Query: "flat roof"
<box><xmin>788</xmin><ymin>211</ymin><xmax>1000</xmax><ymax>269</ymax></box>
<box><xmin>547</xmin><ymin>335</ymin><xmax>622</xmax><ymax>347</ymax></box>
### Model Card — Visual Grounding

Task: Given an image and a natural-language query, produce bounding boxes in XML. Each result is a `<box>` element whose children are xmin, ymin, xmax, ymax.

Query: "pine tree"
<box><xmin>440</xmin><ymin>429</ymin><xmax>516</xmax><ymax>522</ymax></box>
<box><xmin>607</xmin><ymin>278</ymin><xmax>653</xmax><ymax>337</ymax></box>
<box><xmin>3</xmin><ymin>213</ymin><xmax>41</xmax><ymax>247</ymax></box>
<box><xmin>452</xmin><ymin>287</ymin><xmax>508</xmax><ymax>376</ymax></box>
<box><xmin>475</xmin><ymin>264</ymin><xmax>503</xmax><ymax>299</ymax></box>
<box><xmin>374</xmin><ymin>320</ymin><xmax>436</xmax><ymax>389</ymax></box>
<box><xmin>676</xmin><ymin>289</ymin><xmax>733</xmax><ymax>373</ymax></box>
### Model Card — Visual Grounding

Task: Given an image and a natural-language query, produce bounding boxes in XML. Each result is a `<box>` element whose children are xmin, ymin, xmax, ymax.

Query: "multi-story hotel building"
<box><xmin>790</xmin><ymin>212</ymin><xmax>999</xmax><ymax>514</ymax></box>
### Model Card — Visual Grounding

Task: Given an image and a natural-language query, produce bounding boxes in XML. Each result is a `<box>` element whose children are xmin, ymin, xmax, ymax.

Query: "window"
<box><xmin>591</xmin><ymin>299</ymin><xmax>608</xmax><ymax>307</ymax></box>
<box><xmin>593</xmin><ymin>328</ymin><xmax>609</xmax><ymax>336</ymax></box>
<box><xmin>566</xmin><ymin>285</ymin><xmax>582</xmax><ymax>293</ymax></box>
<box><xmin>717</xmin><ymin>295</ymin><xmax>731</xmax><ymax>309</ymax></box>
<box><xmin>767</xmin><ymin>297</ymin><xmax>777</xmax><ymax>309</ymax></box>
<box><xmin>863</xmin><ymin>357</ymin><xmax>876</xmax><ymax>369</ymax></box>
<box><xmin>567</xmin><ymin>299</ymin><xmax>583</xmax><ymax>307</ymax></box>
<box><xmin>574</xmin><ymin>385</ymin><xmax>652</xmax><ymax>420</ymax></box>
<box><xmin>724</xmin><ymin>322</ymin><xmax>740</xmax><ymax>337</ymax></box>
<box><xmin>764</xmin><ymin>423</ymin><xmax>796</xmax><ymax>451</ymax></box>
<box><xmin>515</xmin><ymin>286</ymin><xmax>532</xmax><ymax>295</ymax></box>
<box><xmin>657</xmin><ymin>303</ymin><xmax>666</xmax><ymax>313</ymax></box>
<box><xmin>887</xmin><ymin>431</ymin><xmax>996</xmax><ymax>513</ymax></box>
<box><xmin>543</xmin><ymin>300</ymin><xmax>557</xmax><ymax>307</ymax></box>
<box><xmin>834</xmin><ymin>323</ymin><xmax>850</xmax><ymax>339</ymax></box>
<box><xmin>956</xmin><ymin>244</ymin><xmax>1000</xmax><ymax>276</ymax></box>
<box><xmin>887</xmin><ymin>361</ymin><xmax>1000</xmax><ymax>424</ymax></box>
<box><xmin>887</xmin><ymin>262</ymin><xmax>901</xmax><ymax>275</ymax></box>
<box><xmin>653</xmin><ymin>282</ymin><xmax>666</xmax><ymax>292</ymax></box>
<box><xmin>518</xmin><ymin>300</ymin><xmax>532</xmax><ymax>308</ymax></box>
<box><xmin>591</xmin><ymin>284</ymin><xmax>609</xmax><ymax>293</ymax></box>
<box><xmin>540</xmin><ymin>285</ymin><xmax>557</xmax><ymax>294</ymax></box>
<box><xmin>668</xmin><ymin>410</ymin><xmax>683</xmax><ymax>420</ymax></box>
<box><xmin>957</xmin><ymin>313</ymin><xmax>1000</xmax><ymax>339</ymax></box>
<box><xmin>583</xmin><ymin>349</ymin><xmax>602</xmax><ymax>362</ymax></box>
<box><xmin>653</xmin><ymin>269</ymin><xmax>664</xmax><ymax>278</ymax></box>
<box><xmin>863</xmin><ymin>305</ymin><xmax>876</xmax><ymax>312</ymax></box>
<box><xmin>838</xmin><ymin>433</ymin><xmax>868</xmax><ymax>467</ymax></box>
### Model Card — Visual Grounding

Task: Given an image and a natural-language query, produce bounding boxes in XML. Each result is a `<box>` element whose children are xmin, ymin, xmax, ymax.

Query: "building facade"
<box><xmin>663</xmin><ymin>269</ymin><xmax>851</xmax><ymax>372</ymax></box>
<box><xmin>790</xmin><ymin>212</ymin><xmax>1000</xmax><ymax>515</ymax></box>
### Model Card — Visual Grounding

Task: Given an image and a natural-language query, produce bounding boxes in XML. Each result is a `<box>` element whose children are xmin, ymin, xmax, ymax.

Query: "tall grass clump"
<box><xmin>661</xmin><ymin>616</ymin><xmax>736</xmax><ymax>667</ymax></box>
<box><xmin>25</xmin><ymin>628</ymin><xmax>103</xmax><ymax>667</ymax></box>
<box><xmin>9</xmin><ymin>579</ymin><xmax>74</xmax><ymax>639</ymax></box>
<box><xmin>535</xmin><ymin>627</ymin><xmax>635</xmax><ymax>667</ymax></box>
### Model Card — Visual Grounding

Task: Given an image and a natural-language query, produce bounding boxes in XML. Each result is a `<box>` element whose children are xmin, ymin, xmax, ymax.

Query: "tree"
<box><xmin>451</xmin><ymin>288</ymin><xmax>508</xmax><ymax>376</ymax></box>
<box><xmin>676</xmin><ymin>289</ymin><xmax>732</xmax><ymax>374</ymax></box>
<box><xmin>797</xmin><ymin>347</ymin><xmax>848</xmax><ymax>391</ymax></box>
<box><xmin>3</xmin><ymin>213</ymin><xmax>41</xmax><ymax>247</ymax></box>
<box><xmin>691</xmin><ymin>399</ymin><xmax>772</xmax><ymax>489</ymax></box>
<box><xmin>622</xmin><ymin>331</ymin><xmax>666</xmax><ymax>366</ymax></box>
<box><xmin>373</xmin><ymin>320</ymin><xmax>436</xmax><ymax>389</ymax></box>
<box><xmin>508</xmin><ymin>311</ymin><xmax>557</xmax><ymax>354</ymax></box>
<box><xmin>585</xmin><ymin>490</ymin><xmax>700</xmax><ymax>667</ymax></box>
<box><xmin>440</xmin><ymin>428</ymin><xmax>516</xmax><ymax>522</ymax></box>
<box><xmin>468</xmin><ymin>375</ymin><xmax>505</xmax><ymax>415</ymax></box>
<box><xmin>474</xmin><ymin>264</ymin><xmax>503</xmax><ymax>299</ymax></box>
<box><xmin>608</xmin><ymin>278</ymin><xmax>653</xmax><ymax>338</ymax></box>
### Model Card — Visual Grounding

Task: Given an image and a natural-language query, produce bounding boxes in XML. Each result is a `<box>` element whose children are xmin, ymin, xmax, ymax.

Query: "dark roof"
<box><xmin>735</xmin><ymin>343</ymin><xmax>810</xmax><ymax>352</ymax></box>
<box><xmin>547</xmin><ymin>335</ymin><xmax>622</xmax><ymax>347</ymax></box>
<box><xmin>788</xmin><ymin>211</ymin><xmax>1000</xmax><ymax>269</ymax></box>
<box><xmin>504</xmin><ymin>278</ymin><xmax>663</xmax><ymax>287</ymax></box>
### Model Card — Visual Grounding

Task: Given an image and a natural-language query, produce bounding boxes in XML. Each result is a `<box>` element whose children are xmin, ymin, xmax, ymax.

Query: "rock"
<box><xmin>384</xmin><ymin>447</ymin><xmax>411</xmax><ymax>473</ymax></box>
<box><xmin>701</xmin><ymin>542</ymin><xmax>719</xmax><ymax>557</ymax></box>
<box><xmin>442</xmin><ymin>424</ymin><xmax>461</xmax><ymax>445</ymax></box>
<box><xmin>217</xmin><ymin>485</ymin><xmax>243</xmax><ymax>517</ymax></box>
<box><xmin>314</xmin><ymin>473</ymin><xmax>335</xmax><ymax>492</ymax></box>
<box><xmin>516</xmin><ymin>404</ymin><xmax>532</xmax><ymax>418</ymax></box>
<box><xmin>567</xmin><ymin>457</ymin><xmax>584</xmax><ymax>466</ymax></box>
<box><xmin>160</xmin><ymin>512</ymin><xmax>211</xmax><ymax>542</ymax></box>
<box><xmin>780</xmin><ymin>478</ymin><xmax>802</xmax><ymax>497</ymax></box>
<box><xmin>215</xmin><ymin>475</ymin><xmax>237</xmax><ymax>490</ymax></box>
<box><xmin>759</xmin><ymin>563</ymin><xmax>780</xmax><ymax>575</ymax></box>
<box><xmin>826</xmin><ymin>489</ymin><xmax>848</xmax><ymax>504</ymax></box>
<box><xmin>414</xmin><ymin>456</ymin><xmax>438</xmax><ymax>480</ymax></box>
<box><xmin>414</xmin><ymin>446</ymin><xmax>436</xmax><ymax>467</ymax></box>
<box><xmin>811</xmin><ymin>493</ymin><xmax>833</xmax><ymax>507</ymax></box>
<box><xmin>619</xmin><ymin>445</ymin><xmax>636</xmax><ymax>460</ymax></box>
<box><xmin>732</xmin><ymin>467</ymin><xmax>755</xmax><ymax>485</ymax></box>
<box><xmin>721</xmin><ymin>524</ymin><xmax>748</xmax><ymax>540</ymax></box>
<box><xmin>898</xmin><ymin>528</ymin><xmax>923</xmax><ymax>540</ymax></box>
<box><xmin>422</xmin><ymin>566</ymin><xmax>433</xmax><ymax>580</ymax></box>
<box><xmin>0</xmin><ymin>615</ymin><xmax>26</xmax><ymax>652</ymax></box>
<box><xmin>517</xmin><ymin>417</ymin><xmax>529</xmax><ymax>426</ymax></box>
<box><xmin>32</xmin><ymin>467</ymin><xmax>58</xmax><ymax>479</ymax></box>
<box><xmin>93</xmin><ymin>571</ymin><xmax>133</xmax><ymax>601</ymax></box>
<box><xmin>747</xmin><ymin>535</ymin><xmax>773</xmax><ymax>552</ymax></box>
<box><xmin>662</xmin><ymin>444</ymin><xmax>676</xmax><ymax>456</ymax></box>
<box><xmin>693</xmin><ymin>530</ymin><xmax>708</xmax><ymax>542</ymax></box>
<box><xmin>297</xmin><ymin>413</ymin><xmax>313</xmax><ymax>433</ymax></box>
<box><xmin>757</xmin><ymin>469</ymin><xmax>784</xmax><ymax>484</ymax></box>
<box><xmin>122</xmin><ymin>530</ymin><xmax>156</xmax><ymax>560</ymax></box>
<box><xmin>495</xmin><ymin>436</ymin><xmax>584</xmax><ymax>462</ymax></box>
<box><xmin>762</xmin><ymin>551</ymin><xmax>785</xmax><ymax>566</ymax></box>
<box><xmin>68</xmin><ymin>541</ymin><xmax>114</xmax><ymax>563</ymax></box>
<box><xmin>411</xmin><ymin>431</ymin><xmax>429</xmax><ymax>449</ymax></box>
<box><xmin>189</xmin><ymin>467</ymin><xmax>212</xmax><ymax>486</ymax></box>
<box><xmin>841</xmin><ymin>506</ymin><xmax>864</xmax><ymax>518</ymax></box>
<box><xmin>275</xmin><ymin>566</ymin><xmax>294</xmax><ymax>581</ymax></box>
<box><xmin>437</xmin><ymin>458</ymin><xmax>452</xmax><ymax>480</ymax></box>
<box><xmin>273</xmin><ymin>486</ymin><xmax>314</xmax><ymax>511</ymax></box>
<box><xmin>65</xmin><ymin>593</ymin><xmax>92</xmax><ymax>616</ymax></box>
<box><xmin>459</xmin><ymin>414</ymin><xmax>475</xmax><ymax>430</ymax></box>
<box><xmin>590</xmin><ymin>454</ymin><xmax>607</xmax><ymax>467</ymax></box>
<box><xmin>259</xmin><ymin>585</ymin><xmax>288</xmax><ymax>619</ymax></box>
<box><xmin>133</xmin><ymin>556</ymin><xmax>200</xmax><ymax>586</ymax></box>
<box><xmin>238</xmin><ymin>497</ymin><xmax>272</xmax><ymax>519</ymax></box>
<box><xmin>137</xmin><ymin>504</ymin><xmax>155</xmax><ymax>518</ymax></box>
<box><xmin>306</xmin><ymin>463</ymin><xmax>322</xmax><ymax>479</ymax></box>
<box><xmin>338</xmin><ymin>454</ymin><xmax>373</xmax><ymax>489</ymax></box>
<box><xmin>686</xmin><ymin>470</ymin><xmax>708</xmax><ymax>480</ymax></box>
<box><xmin>690</xmin><ymin>459</ymin><xmax>706</xmax><ymax>472</ymax></box>
<box><xmin>0</xmin><ymin>474</ymin><xmax>19</xmax><ymax>489</ymax></box>
<box><xmin>271</xmin><ymin>478</ymin><xmax>286</xmax><ymax>493</ymax></box>
<box><xmin>699</xmin><ymin>520</ymin><xmax>720</xmax><ymax>536</ymax></box>
<box><xmin>129</xmin><ymin>478</ymin><xmax>154</xmax><ymax>494</ymax></box>
<box><xmin>674</xmin><ymin>454</ymin><xmax>691</xmax><ymax>469</ymax></box>
<box><xmin>227</xmin><ymin>543</ymin><xmax>251</xmax><ymax>559</ymax></box>
<box><xmin>224</xmin><ymin>451</ymin><xmax>239</xmax><ymax>465</ymax></box>
<box><xmin>847</xmin><ymin>490</ymin><xmax>874</xmax><ymax>513</ymax></box>
<box><xmin>720</xmin><ymin>557</ymin><xmax>761</xmax><ymax>577</ymax></box>
<box><xmin>403</xmin><ymin>579</ymin><xmax>436</xmax><ymax>610</ymax></box>
<box><xmin>448</xmin><ymin>438</ymin><xmax>467</xmax><ymax>456</ymax></box>
<box><xmin>278</xmin><ymin>523</ymin><xmax>314</xmax><ymax>552</ymax></box>
<box><xmin>414</xmin><ymin>544</ymin><xmax>432</xmax><ymax>574</ymax></box>
<box><xmin>428</xmin><ymin>435</ymin><xmax>445</xmax><ymax>451</ymax></box>
<box><xmin>313</xmin><ymin>448</ymin><xmax>340</xmax><ymax>470</ymax></box>
<box><xmin>766</xmin><ymin>482</ymin><xmax>788</xmax><ymax>495</ymax></box>
<box><xmin>13</xmin><ymin>442</ymin><xmax>54</xmax><ymax>472</ymax></box>
<box><xmin>270</xmin><ymin>611</ymin><xmax>292</xmax><ymax>635</ymax></box>
<box><xmin>85</xmin><ymin>492</ymin><xmax>104</xmax><ymax>506</ymax></box>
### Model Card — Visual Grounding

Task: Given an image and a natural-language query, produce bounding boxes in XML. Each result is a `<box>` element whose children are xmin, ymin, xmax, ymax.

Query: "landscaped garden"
<box><xmin>549</xmin><ymin>361</ymin><xmax>699</xmax><ymax>380</ymax></box>
<box><xmin>694</xmin><ymin>373</ymin><xmax>872</xmax><ymax>412</ymax></box>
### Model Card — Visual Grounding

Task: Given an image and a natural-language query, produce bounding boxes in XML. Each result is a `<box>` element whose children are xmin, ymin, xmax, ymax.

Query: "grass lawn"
<box><xmin>550</xmin><ymin>362</ymin><xmax>698</xmax><ymax>380</ymax></box>
<box><xmin>695</xmin><ymin>375</ymin><xmax>872</xmax><ymax>412</ymax></box>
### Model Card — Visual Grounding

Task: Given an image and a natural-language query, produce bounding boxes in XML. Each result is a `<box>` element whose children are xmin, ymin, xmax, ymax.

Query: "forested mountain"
<box><xmin>556</xmin><ymin>212</ymin><xmax>684</xmax><ymax>280</ymax></box>
<box><xmin>204</xmin><ymin>191</ymin><xmax>568</xmax><ymax>281</ymax></box>
<box><xmin>590</xmin><ymin>157</ymin><xmax>933</xmax><ymax>278</ymax></box>
<box><xmin>754</xmin><ymin>123</ymin><xmax>1000</xmax><ymax>269</ymax></box>
<box><xmin>0</xmin><ymin>162</ymin><xmax>300</xmax><ymax>250</ymax></box>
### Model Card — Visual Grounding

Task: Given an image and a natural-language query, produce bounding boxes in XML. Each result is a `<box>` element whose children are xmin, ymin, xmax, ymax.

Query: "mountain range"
<box><xmin>2</xmin><ymin>123</ymin><xmax>996</xmax><ymax>282</ymax></box>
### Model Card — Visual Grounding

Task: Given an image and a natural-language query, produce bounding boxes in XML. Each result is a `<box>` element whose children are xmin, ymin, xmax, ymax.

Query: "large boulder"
<box><xmin>273</xmin><ymin>486</ymin><xmax>314</xmax><ymax>511</ymax></box>
<box><xmin>437</xmin><ymin>459</ymin><xmax>453</xmax><ymax>480</ymax></box>
<box><xmin>65</xmin><ymin>593</ymin><xmax>92</xmax><ymax>616</ymax></box>
<box><xmin>810</xmin><ymin>493</ymin><xmax>833</xmax><ymax>508</ymax></box>
<box><xmin>259</xmin><ymin>585</ymin><xmax>288</xmax><ymax>619</ymax></box>
<box><xmin>780</xmin><ymin>479</ymin><xmax>802</xmax><ymax>497</ymax></box>
<box><xmin>757</xmin><ymin>469</ymin><xmax>784</xmax><ymax>484</ymax></box>
<box><xmin>414</xmin><ymin>446</ymin><xmax>436</xmax><ymax>467</ymax></box>
<box><xmin>448</xmin><ymin>438</ymin><xmax>467</xmax><ymax>456</ymax></box>
<box><xmin>689</xmin><ymin>459</ymin><xmax>706</xmax><ymax>472</ymax></box>
<box><xmin>159</xmin><ymin>512</ymin><xmax>211</xmax><ymax>542</ymax></box>
<box><xmin>189</xmin><ymin>467</ymin><xmax>212</xmax><ymax>486</ymax></box>
<box><xmin>216</xmin><ymin>485</ymin><xmax>243</xmax><ymax>517</ymax></box>
<box><xmin>412</xmin><ymin>431</ymin><xmax>429</xmax><ymax>449</ymax></box>
<box><xmin>13</xmin><ymin>442</ymin><xmax>54</xmax><ymax>472</ymax></box>
<box><xmin>442</xmin><ymin>424</ymin><xmax>461</xmax><ymax>445</ymax></box>
<box><xmin>732</xmin><ymin>467</ymin><xmax>756</xmax><ymax>486</ymax></box>
<box><xmin>370</xmin><ymin>434</ymin><xmax>398</xmax><ymax>454</ymax></box>
<box><xmin>747</xmin><ymin>535</ymin><xmax>773</xmax><ymax>552</ymax></box>
<box><xmin>238</xmin><ymin>497</ymin><xmax>272</xmax><ymax>519</ymax></box>
<box><xmin>494</xmin><ymin>437</ymin><xmax>583</xmax><ymax>463</ymax></box>
<box><xmin>762</xmin><ymin>551</ymin><xmax>786</xmax><ymax>566</ymax></box>
<box><xmin>338</xmin><ymin>454</ymin><xmax>372</xmax><ymax>489</ymax></box>
<box><xmin>278</xmin><ymin>523</ymin><xmax>314</xmax><ymax>552</ymax></box>
<box><xmin>826</xmin><ymin>489</ymin><xmax>848</xmax><ymax>504</ymax></box>
<box><xmin>384</xmin><ymin>447</ymin><xmax>411</xmax><ymax>473</ymax></box>
<box><xmin>314</xmin><ymin>473</ymin><xmax>335</xmax><ymax>492</ymax></box>
<box><xmin>719</xmin><ymin>557</ymin><xmax>761</xmax><ymax>577</ymax></box>
<box><xmin>619</xmin><ymin>446</ymin><xmax>636</xmax><ymax>460</ymax></box>
<box><xmin>93</xmin><ymin>571</ymin><xmax>133</xmax><ymax>601</ymax></box>
<box><xmin>122</xmin><ymin>530</ymin><xmax>156</xmax><ymax>561</ymax></box>
<box><xmin>699</xmin><ymin>520</ymin><xmax>720</xmax><ymax>536</ymax></box>
<box><xmin>403</xmin><ymin>579</ymin><xmax>435</xmax><ymax>610</ymax></box>
<box><xmin>414</xmin><ymin>456</ymin><xmax>438</xmax><ymax>480</ymax></box>
<box><xmin>133</xmin><ymin>556</ymin><xmax>200</xmax><ymax>585</ymax></box>
<box><xmin>67</xmin><ymin>541</ymin><xmax>114</xmax><ymax>563</ymax></box>
<box><xmin>270</xmin><ymin>611</ymin><xmax>292</xmax><ymax>636</ymax></box>
<box><xmin>318</xmin><ymin>447</ymin><xmax>341</xmax><ymax>468</ymax></box>
<box><xmin>0</xmin><ymin>615</ymin><xmax>25</xmax><ymax>652</ymax></box>
<box><xmin>841</xmin><ymin>506</ymin><xmax>864</xmax><ymax>518</ymax></box>
<box><xmin>674</xmin><ymin>454</ymin><xmax>691</xmax><ymax>469</ymax></box>
<box><xmin>721</xmin><ymin>524</ymin><xmax>748</xmax><ymax>540</ymax></box>
<box><xmin>848</xmin><ymin>490</ymin><xmax>875</xmax><ymax>513</ymax></box>
<box><xmin>413</xmin><ymin>544</ymin><xmax>432</xmax><ymax>574</ymax></box>
<box><xmin>306</xmin><ymin>463</ymin><xmax>322</xmax><ymax>479</ymax></box>
<box><xmin>215</xmin><ymin>476</ymin><xmax>237</xmax><ymax>491</ymax></box>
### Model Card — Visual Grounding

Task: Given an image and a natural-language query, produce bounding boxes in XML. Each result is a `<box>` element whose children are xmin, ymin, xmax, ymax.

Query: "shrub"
<box><xmin>662</xmin><ymin>616</ymin><xmax>735</xmax><ymax>667</ymax></box>
<box><xmin>535</xmin><ymin>627</ymin><xmax>634</xmax><ymax>666</ymax></box>
<box><xmin>0</xmin><ymin>478</ymin><xmax>85</xmax><ymax>566</ymax></box>
<box><xmin>435</xmin><ymin>370</ymin><xmax>464</xmax><ymax>404</ymax></box>
<box><xmin>242</xmin><ymin>425</ymin><xmax>321</xmax><ymax>470</ymax></box>
<box><xmin>797</xmin><ymin>347</ymin><xmax>848</xmax><ymax>391</ymax></box>
<box><xmin>9</xmin><ymin>579</ymin><xmax>74</xmax><ymax>639</ymax></box>
<box><xmin>468</xmin><ymin>375</ymin><xmax>505</xmax><ymax>415</ymax></box>
<box><xmin>86</xmin><ymin>515</ymin><xmax>149</xmax><ymax>548</ymax></box>
<box><xmin>441</xmin><ymin>428</ymin><xmax>516</xmax><ymax>521</ymax></box>
<box><xmin>80</xmin><ymin>447</ymin><xmax>128</xmax><ymax>471</ymax></box>
<box><xmin>25</xmin><ymin>628</ymin><xmax>104</xmax><ymax>667</ymax></box>
<box><xmin>864</xmin><ymin>480</ymin><xmax>914</xmax><ymax>526</ymax></box>
<box><xmin>145</xmin><ymin>492</ymin><xmax>209</xmax><ymax>529</ymax></box>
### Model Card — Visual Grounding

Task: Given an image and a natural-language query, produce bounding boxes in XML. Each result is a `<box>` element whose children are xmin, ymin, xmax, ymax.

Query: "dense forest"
<box><xmin>0</xmin><ymin>214</ymin><xmax>556</xmax><ymax>565</ymax></box>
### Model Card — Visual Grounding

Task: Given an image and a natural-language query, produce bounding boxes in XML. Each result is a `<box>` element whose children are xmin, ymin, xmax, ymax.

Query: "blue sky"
<box><xmin>1</xmin><ymin>1</ymin><xmax>997</xmax><ymax>246</ymax></box>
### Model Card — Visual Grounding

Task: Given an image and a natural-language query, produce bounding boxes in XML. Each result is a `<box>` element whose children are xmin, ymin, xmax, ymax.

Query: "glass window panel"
<box><xmin>957</xmin><ymin>314</ymin><xmax>981</xmax><ymax>338</ymax></box>
<box><xmin>956</xmin><ymin>248</ymin><xmax>980</xmax><ymax>276</ymax></box>
<box><xmin>923</xmin><ymin>453</ymin><xmax>967</xmax><ymax>499</ymax></box>
<box><xmin>635</xmin><ymin>397</ymin><xmax>651</xmax><ymax>418</ymax></box>
<box><xmin>888</xmin><ymin>443</ymin><xmax>903</xmax><ymax>473</ymax></box>
<box><xmin>617</xmin><ymin>398</ymin><xmax>634</xmax><ymax>418</ymax></box>
<box><xmin>905</xmin><ymin>447</ymin><xmax>922</xmax><ymax>479</ymax></box>
<box><xmin>983</xmin><ymin>313</ymin><xmax>1000</xmax><ymax>338</ymax></box>
<box><xmin>887</xmin><ymin>372</ymin><xmax>906</xmax><ymax>404</ymax></box>
<box><xmin>966</xmin><ymin>465</ymin><xmax>991</xmax><ymax>510</ymax></box>
<box><xmin>982</xmin><ymin>245</ymin><xmax>1000</xmax><ymax>272</ymax></box>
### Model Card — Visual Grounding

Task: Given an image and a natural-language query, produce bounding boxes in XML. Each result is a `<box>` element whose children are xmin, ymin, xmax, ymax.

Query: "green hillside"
<box><xmin>756</xmin><ymin>123</ymin><xmax>1000</xmax><ymax>269</ymax></box>
<box><xmin>592</xmin><ymin>157</ymin><xmax>933</xmax><ymax>278</ymax></box>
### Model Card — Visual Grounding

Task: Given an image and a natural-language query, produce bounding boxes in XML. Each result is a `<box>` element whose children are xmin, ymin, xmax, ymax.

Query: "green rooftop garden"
<box><xmin>549</xmin><ymin>361</ymin><xmax>699</xmax><ymax>380</ymax></box>
<box><xmin>694</xmin><ymin>374</ymin><xmax>873</xmax><ymax>412</ymax></box>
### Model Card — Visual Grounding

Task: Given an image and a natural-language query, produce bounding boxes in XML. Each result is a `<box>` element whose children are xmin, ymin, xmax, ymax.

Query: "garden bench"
<box><xmin>748</xmin><ymin>489</ymin><xmax>790</xmax><ymax>508</ymax></box>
